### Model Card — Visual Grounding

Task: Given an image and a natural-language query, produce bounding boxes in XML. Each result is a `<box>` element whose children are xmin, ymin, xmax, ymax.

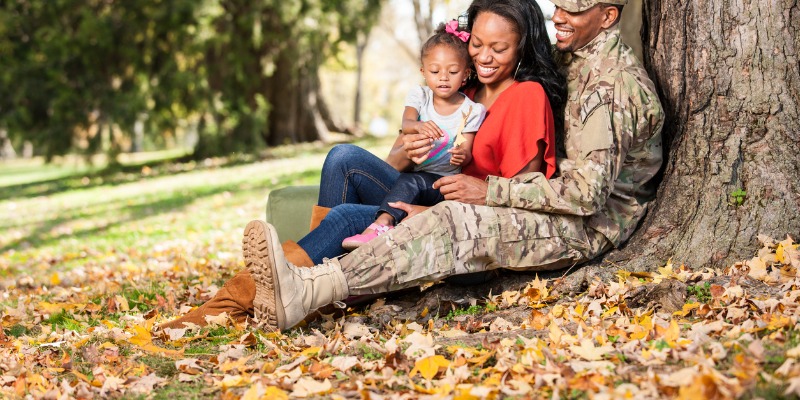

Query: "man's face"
<box><xmin>552</xmin><ymin>5</ymin><xmax>608</xmax><ymax>52</ymax></box>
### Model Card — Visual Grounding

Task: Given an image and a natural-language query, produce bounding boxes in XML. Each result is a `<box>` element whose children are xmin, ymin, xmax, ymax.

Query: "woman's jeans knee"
<box><xmin>317</xmin><ymin>144</ymin><xmax>400</xmax><ymax>208</ymax></box>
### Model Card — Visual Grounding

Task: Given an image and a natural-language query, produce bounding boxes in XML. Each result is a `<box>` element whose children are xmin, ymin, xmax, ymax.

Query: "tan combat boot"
<box><xmin>242</xmin><ymin>220</ymin><xmax>348</xmax><ymax>331</ymax></box>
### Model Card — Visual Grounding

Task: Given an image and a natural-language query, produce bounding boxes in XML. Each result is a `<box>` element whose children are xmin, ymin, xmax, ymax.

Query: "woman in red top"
<box><xmin>159</xmin><ymin>0</ymin><xmax>565</xmax><ymax>331</ymax></box>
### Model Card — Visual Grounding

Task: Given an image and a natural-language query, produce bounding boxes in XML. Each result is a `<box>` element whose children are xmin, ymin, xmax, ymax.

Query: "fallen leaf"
<box><xmin>291</xmin><ymin>377</ymin><xmax>332</xmax><ymax>397</ymax></box>
<box><xmin>569</xmin><ymin>339</ymin><xmax>614</xmax><ymax>361</ymax></box>
<box><xmin>410</xmin><ymin>355</ymin><xmax>451</xmax><ymax>380</ymax></box>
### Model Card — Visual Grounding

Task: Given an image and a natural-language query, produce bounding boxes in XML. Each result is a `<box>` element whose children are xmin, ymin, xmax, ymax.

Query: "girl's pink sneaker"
<box><xmin>342</xmin><ymin>223</ymin><xmax>394</xmax><ymax>250</ymax></box>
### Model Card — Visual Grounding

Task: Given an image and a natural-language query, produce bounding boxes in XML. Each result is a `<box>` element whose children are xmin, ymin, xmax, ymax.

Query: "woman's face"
<box><xmin>468</xmin><ymin>12</ymin><xmax>521</xmax><ymax>87</ymax></box>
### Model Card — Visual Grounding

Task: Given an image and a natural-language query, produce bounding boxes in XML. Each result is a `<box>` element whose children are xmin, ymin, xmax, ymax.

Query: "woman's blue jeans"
<box><xmin>297</xmin><ymin>144</ymin><xmax>399</xmax><ymax>264</ymax></box>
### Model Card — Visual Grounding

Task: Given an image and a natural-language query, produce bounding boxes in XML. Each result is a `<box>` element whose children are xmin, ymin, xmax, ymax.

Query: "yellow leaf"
<box><xmin>420</xmin><ymin>307</ymin><xmax>429</xmax><ymax>318</ymax></box>
<box><xmin>128</xmin><ymin>325</ymin><xmax>183</xmax><ymax>356</ymax></box>
<box><xmin>264</xmin><ymin>386</ymin><xmax>289</xmax><ymax>400</ymax></box>
<box><xmin>466</xmin><ymin>350</ymin><xmax>495</xmax><ymax>365</ymax></box>
<box><xmin>601</xmin><ymin>306</ymin><xmax>619</xmax><ymax>319</ymax></box>
<box><xmin>617</xmin><ymin>270</ymin><xmax>631</xmax><ymax>284</ymax></box>
<box><xmin>551</xmin><ymin>304</ymin><xmax>565</xmax><ymax>318</ymax></box>
<box><xmin>630</xmin><ymin>315</ymin><xmax>653</xmax><ymax>341</ymax></box>
<box><xmin>128</xmin><ymin>325</ymin><xmax>152</xmax><ymax>347</ymax></box>
<box><xmin>50</xmin><ymin>273</ymin><xmax>61</xmax><ymax>286</ymax></box>
<box><xmin>657</xmin><ymin>260</ymin><xmax>674</xmax><ymax>279</ymax></box>
<box><xmin>301</xmin><ymin>347</ymin><xmax>322</xmax><ymax>357</ymax></box>
<box><xmin>219</xmin><ymin>374</ymin><xmax>245</xmax><ymax>389</ymax></box>
<box><xmin>777</xmin><ymin>244</ymin><xmax>786</xmax><ymax>264</ymax></box>
<box><xmin>674</xmin><ymin>302</ymin><xmax>700</xmax><ymax>317</ymax></box>
<box><xmin>410</xmin><ymin>355</ymin><xmax>451</xmax><ymax>380</ymax></box>
<box><xmin>38</xmin><ymin>302</ymin><xmax>83</xmax><ymax>314</ymax></box>
<box><xmin>241</xmin><ymin>384</ymin><xmax>262</xmax><ymax>400</ymax></box>
<box><xmin>574</xmin><ymin>303</ymin><xmax>585</xmax><ymax>318</ymax></box>
<box><xmin>662</xmin><ymin>319</ymin><xmax>680</xmax><ymax>347</ymax></box>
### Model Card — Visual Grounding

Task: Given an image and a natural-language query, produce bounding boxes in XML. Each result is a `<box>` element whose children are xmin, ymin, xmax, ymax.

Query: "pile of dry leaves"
<box><xmin>1</xmin><ymin>236</ymin><xmax>799</xmax><ymax>399</ymax></box>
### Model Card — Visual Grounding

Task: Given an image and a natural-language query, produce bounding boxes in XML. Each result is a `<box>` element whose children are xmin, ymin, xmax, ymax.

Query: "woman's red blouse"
<box><xmin>462</xmin><ymin>81</ymin><xmax>556</xmax><ymax>180</ymax></box>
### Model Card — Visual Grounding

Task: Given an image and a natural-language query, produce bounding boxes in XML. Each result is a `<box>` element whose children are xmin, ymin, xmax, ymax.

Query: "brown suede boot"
<box><xmin>282</xmin><ymin>240</ymin><xmax>313</xmax><ymax>267</ymax></box>
<box><xmin>158</xmin><ymin>269</ymin><xmax>256</xmax><ymax>330</ymax></box>
<box><xmin>309</xmin><ymin>205</ymin><xmax>330</xmax><ymax>231</ymax></box>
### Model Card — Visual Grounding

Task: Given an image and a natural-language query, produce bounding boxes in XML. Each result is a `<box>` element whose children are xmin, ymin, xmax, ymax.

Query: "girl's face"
<box><xmin>420</xmin><ymin>45</ymin><xmax>469</xmax><ymax>100</ymax></box>
<box><xmin>468</xmin><ymin>12</ymin><xmax>521</xmax><ymax>86</ymax></box>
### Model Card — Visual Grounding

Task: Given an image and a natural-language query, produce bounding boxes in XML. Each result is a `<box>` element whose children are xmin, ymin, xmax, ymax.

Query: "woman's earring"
<box><xmin>513</xmin><ymin>60</ymin><xmax>521</xmax><ymax>80</ymax></box>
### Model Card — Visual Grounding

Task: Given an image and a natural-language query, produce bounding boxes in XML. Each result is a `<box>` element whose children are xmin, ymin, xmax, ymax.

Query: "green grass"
<box><xmin>0</xmin><ymin>138</ymin><xmax>393</xmax><ymax>284</ymax></box>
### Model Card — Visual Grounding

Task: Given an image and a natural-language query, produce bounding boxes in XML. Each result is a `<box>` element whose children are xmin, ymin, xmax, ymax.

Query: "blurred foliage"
<box><xmin>0</xmin><ymin>0</ymin><xmax>382</xmax><ymax>161</ymax></box>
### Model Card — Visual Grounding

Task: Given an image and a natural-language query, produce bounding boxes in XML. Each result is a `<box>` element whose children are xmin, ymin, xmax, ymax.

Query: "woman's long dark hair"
<box><xmin>466</xmin><ymin>0</ymin><xmax>566</xmax><ymax>116</ymax></box>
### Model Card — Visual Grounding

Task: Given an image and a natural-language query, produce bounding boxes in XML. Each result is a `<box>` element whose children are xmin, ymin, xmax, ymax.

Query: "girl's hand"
<box><xmin>388</xmin><ymin>202</ymin><xmax>430</xmax><ymax>220</ymax></box>
<box><xmin>449</xmin><ymin>146</ymin><xmax>472</xmax><ymax>166</ymax></box>
<box><xmin>402</xmin><ymin>133</ymin><xmax>435</xmax><ymax>164</ymax></box>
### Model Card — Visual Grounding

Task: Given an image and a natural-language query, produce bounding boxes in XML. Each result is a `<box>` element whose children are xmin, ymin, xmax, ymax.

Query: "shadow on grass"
<box><xmin>0</xmin><ymin>140</ymin><xmax>343</xmax><ymax>202</ymax></box>
<box><xmin>0</xmin><ymin>168</ymin><xmax>322</xmax><ymax>254</ymax></box>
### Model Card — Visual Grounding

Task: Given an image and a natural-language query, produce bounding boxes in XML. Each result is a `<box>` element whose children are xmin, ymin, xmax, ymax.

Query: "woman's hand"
<box><xmin>388</xmin><ymin>202</ymin><xmax>431</xmax><ymax>220</ymax></box>
<box><xmin>402</xmin><ymin>133</ymin><xmax>435</xmax><ymax>164</ymax></box>
<box><xmin>433</xmin><ymin>174</ymin><xmax>488</xmax><ymax>205</ymax></box>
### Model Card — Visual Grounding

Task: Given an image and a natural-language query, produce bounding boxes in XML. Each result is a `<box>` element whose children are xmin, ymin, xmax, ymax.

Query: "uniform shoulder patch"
<box><xmin>580</xmin><ymin>86</ymin><xmax>612</xmax><ymax>124</ymax></box>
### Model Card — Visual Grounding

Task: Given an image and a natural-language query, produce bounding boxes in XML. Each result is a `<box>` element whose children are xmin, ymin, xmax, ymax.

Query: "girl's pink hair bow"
<box><xmin>445</xmin><ymin>20</ymin><xmax>470</xmax><ymax>42</ymax></box>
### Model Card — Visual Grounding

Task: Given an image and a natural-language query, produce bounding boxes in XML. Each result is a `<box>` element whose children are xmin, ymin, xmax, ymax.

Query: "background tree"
<box><xmin>189</xmin><ymin>0</ymin><xmax>383</xmax><ymax>157</ymax></box>
<box><xmin>0</xmin><ymin>0</ymin><xmax>200</xmax><ymax>162</ymax></box>
<box><xmin>0</xmin><ymin>0</ymin><xmax>382</xmax><ymax>161</ymax></box>
<box><xmin>567</xmin><ymin>0</ymin><xmax>800</xmax><ymax>286</ymax></box>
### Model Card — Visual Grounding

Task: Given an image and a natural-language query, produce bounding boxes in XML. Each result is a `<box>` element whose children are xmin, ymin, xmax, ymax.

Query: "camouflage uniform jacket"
<box><xmin>485</xmin><ymin>26</ymin><xmax>664</xmax><ymax>247</ymax></box>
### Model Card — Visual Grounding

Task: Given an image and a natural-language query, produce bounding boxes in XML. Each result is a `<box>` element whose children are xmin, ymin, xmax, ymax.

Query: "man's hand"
<box><xmin>402</xmin><ymin>132</ymin><xmax>435</xmax><ymax>164</ymax></box>
<box><xmin>449</xmin><ymin>145</ymin><xmax>472</xmax><ymax>166</ymax></box>
<box><xmin>433</xmin><ymin>174</ymin><xmax>488</xmax><ymax>205</ymax></box>
<box><xmin>388</xmin><ymin>202</ymin><xmax>430</xmax><ymax>220</ymax></box>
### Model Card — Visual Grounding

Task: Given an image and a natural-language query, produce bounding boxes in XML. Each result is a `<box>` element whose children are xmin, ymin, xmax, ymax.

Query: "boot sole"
<box><xmin>243</xmin><ymin>220</ymin><xmax>285</xmax><ymax>331</ymax></box>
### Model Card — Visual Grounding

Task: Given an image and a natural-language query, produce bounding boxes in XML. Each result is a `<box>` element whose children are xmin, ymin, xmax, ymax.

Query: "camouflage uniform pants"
<box><xmin>336</xmin><ymin>200</ymin><xmax>612</xmax><ymax>295</ymax></box>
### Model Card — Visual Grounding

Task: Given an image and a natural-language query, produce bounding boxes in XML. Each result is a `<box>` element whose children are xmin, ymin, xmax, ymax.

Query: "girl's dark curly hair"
<box><xmin>420</xmin><ymin>22</ymin><xmax>472</xmax><ymax>67</ymax></box>
<box><xmin>466</xmin><ymin>0</ymin><xmax>566</xmax><ymax>115</ymax></box>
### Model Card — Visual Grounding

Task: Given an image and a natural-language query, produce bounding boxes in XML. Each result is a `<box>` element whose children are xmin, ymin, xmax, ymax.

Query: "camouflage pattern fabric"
<box><xmin>336</xmin><ymin>200</ymin><xmax>612</xmax><ymax>294</ymax></box>
<box><xmin>487</xmin><ymin>26</ymin><xmax>663</xmax><ymax>246</ymax></box>
<box><xmin>335</xmin><ymin>26</ymin><xmax>663</xmax><ymax>294</ymax></box>
<box><xmin>551</xmin><ymin>0</ymin><xmax>628</xmax><ymax>13</ymax></box>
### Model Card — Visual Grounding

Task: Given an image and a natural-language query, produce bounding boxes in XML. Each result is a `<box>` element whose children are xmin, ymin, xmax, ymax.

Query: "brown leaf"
<box><xmin>710</xmin><ymin>284</ymin><xmax>725</xmax><ymax>299</ymax></box>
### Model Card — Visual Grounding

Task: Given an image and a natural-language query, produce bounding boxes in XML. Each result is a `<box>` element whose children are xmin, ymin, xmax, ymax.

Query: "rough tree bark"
<box><xmin>567</xmin><ymin>0</ymin><xmax>800</xmax><ymax>288</ymax></box>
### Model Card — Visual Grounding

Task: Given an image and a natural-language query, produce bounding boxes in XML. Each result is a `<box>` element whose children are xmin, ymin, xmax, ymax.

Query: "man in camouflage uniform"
<box><xmin>162</xmin><ymin>0</ymin><xmax>664</xmax><ymax>332</ymax></box>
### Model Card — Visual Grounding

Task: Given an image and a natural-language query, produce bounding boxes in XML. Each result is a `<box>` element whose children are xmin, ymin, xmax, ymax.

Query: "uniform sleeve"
<box><xmin>486</xmin><ymin>82</ymin><xmax>633</xmax><ymax>214</ymax></box>
<box><xmin>404</xmin><ymin>85</ymin><xmax>426</xmax><ymax>111</ymax></box>
<box><xmin>463</xmin><ymin>102</ymin><xmax>486</xmax><ymax>133</ymax></box>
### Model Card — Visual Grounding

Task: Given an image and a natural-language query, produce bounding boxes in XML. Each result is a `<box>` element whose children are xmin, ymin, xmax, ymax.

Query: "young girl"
<box><xmin>342</xmin><ymin>21</ymin><xmax>486</xmax><ymax>249</ymax></box>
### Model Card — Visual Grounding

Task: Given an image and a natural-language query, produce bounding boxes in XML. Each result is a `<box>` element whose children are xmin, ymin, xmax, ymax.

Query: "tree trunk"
<box><xmin>266</xmin><ymin>47</ymin><xmax>332</xmax><ymax>146</ymax></box>
<box><xmin>603</xmin><ymin>0</ymin><xmax>800</xmax><ymax>273</ymax></box>
<box><xmin>353</xmin><ymin>32</ymin><xmax>369</xmax><ymax>131</ymax></box>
